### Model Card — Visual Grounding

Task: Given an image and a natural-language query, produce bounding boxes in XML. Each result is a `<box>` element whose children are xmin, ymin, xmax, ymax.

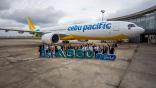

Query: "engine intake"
<box><xmin>41</xmin><ymin>33</ymin><xmax>59</xmax><ymax>45</ymax></box>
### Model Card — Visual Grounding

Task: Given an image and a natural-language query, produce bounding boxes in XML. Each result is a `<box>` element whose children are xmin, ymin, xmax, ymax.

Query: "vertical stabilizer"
<box><xmin>28</xmin><ymin>17</ymin><xmax>36</xmax><ymax>31</ymax></box>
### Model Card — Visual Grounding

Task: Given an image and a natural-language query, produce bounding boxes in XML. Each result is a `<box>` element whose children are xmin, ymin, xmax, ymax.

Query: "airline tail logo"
<box><xmin>27</xmin><ymin>17</ymin><xmax>40</xmax><ymax>32</ymax></box>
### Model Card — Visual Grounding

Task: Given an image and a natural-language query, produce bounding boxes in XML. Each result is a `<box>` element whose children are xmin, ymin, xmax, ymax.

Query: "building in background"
<box><xmin>108</xmin><ymin>5</ymin><xmax>156</xmax><ymax>43</ymax></box>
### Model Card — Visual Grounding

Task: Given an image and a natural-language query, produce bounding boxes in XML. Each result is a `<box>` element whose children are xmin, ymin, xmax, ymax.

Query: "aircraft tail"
<box><xmin>27</xmin><ymin>17</ymin><xmax>36</xmax><ymax>32</ymax></box>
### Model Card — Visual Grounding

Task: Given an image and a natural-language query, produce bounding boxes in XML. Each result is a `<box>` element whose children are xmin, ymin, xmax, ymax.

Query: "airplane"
<box><xmin>0</xmin><ymin>17</ymin><xmax>145</xmax><ymax>44</ymax></box>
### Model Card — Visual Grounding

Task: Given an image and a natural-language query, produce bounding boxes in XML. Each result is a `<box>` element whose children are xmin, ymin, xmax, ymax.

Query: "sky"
<box><xmin>0</xmin><ymin>0</ymin><xmax>156</xmax><ymax>29</ymax></box>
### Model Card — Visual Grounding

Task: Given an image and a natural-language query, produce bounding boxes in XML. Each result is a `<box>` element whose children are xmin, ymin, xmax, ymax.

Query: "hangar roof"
<box><xmin>108</xmin><ymin>5</ymin><xmax>156</xmax><ymax>21</ymax></box>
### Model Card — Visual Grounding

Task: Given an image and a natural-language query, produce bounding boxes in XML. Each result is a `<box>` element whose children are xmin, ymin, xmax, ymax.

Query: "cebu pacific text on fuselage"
<box><xmin>67</xmin><ymin>22</ymin><xmax>112</xmax><ymax>32</ymax></box>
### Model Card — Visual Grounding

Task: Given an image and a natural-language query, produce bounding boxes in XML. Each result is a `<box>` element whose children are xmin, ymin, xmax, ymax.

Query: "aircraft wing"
<box><xmin>0</xmin><ymin>28</ymin><xmax>41</xmax><ymax>33</ymax></box>
<box><xmin>0</xmin><ymin>27</ymin><xmax>70</xmax><ymax>39</ymax></box>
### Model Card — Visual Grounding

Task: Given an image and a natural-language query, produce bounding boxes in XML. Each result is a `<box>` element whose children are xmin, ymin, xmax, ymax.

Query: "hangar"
<box><xmin>108</xmin><ymin>5</ymin><xmax>156</xmax><ymax>43</ymax></box>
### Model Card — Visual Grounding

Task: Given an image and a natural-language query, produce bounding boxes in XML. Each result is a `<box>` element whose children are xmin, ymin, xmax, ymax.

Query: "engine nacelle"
<box><xmin>41</xmin><ymin>33</ymin><xmax>59</xmax><ymax>45</ymax></box>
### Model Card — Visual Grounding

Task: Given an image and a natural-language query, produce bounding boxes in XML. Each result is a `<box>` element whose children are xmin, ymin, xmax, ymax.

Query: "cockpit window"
<box><xmin>128</xmin><ymin>24</ymin><xmax>136</xmax><ymax>27</ymax></box>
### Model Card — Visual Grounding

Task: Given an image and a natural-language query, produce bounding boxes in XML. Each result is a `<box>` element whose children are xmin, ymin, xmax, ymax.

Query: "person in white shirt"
<box><xmin>94</xmin><ymin>45</ymin><xmax>99</xmax><ymax>55</ymax></box>
<box><xmin>89</xmin><ymin>45</ymin><xmax>93</xmax><ymax>51</ymax></box>
<box><xmin>57</xmin><ymin>45</ymin><xmax>61</xmax><ymax>50</ymax></box>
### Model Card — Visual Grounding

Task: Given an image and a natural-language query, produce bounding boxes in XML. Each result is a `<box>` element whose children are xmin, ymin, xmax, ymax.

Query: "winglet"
<box><xmin>27</xmin><ymin>17</ymin><xmax>36</xmax><ymax>32</ymax></box>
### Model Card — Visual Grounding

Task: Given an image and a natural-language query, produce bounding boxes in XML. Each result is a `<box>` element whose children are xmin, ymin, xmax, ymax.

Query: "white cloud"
<box><xmin>0</xmin><ymin>0</ymin><xmax>10</xmax><ymax>10</ymax></box>
<box><xmin>0</xmin><ymin>7</ymin><xmax>65</xmax><ymax>27</ymax></box>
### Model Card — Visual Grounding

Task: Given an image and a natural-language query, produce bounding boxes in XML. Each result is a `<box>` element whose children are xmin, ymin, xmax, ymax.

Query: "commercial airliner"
<box><xmin>0</xmin><ymin>17</ymin><xmax>144</xmax><ymax>44</ymax></box>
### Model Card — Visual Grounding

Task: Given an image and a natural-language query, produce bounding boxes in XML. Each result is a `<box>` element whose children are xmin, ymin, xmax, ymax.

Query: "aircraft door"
<box><xmin>111</xmin><ymin>23</ymin><xmax>119</xmax><ymax>35</ymax></box>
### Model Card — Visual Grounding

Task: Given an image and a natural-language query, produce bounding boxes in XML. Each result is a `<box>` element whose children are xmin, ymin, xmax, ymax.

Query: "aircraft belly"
<box><xmin>69</xmin><ymin>30</ymin><xmax>111</xmax><ymax>37</ymax></box>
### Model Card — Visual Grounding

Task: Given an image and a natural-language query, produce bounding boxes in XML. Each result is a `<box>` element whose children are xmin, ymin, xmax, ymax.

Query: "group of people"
<box><xmin>39</xmin><ymin>43</ymin><xmax>117</xmax><ymax>58</ymax></box>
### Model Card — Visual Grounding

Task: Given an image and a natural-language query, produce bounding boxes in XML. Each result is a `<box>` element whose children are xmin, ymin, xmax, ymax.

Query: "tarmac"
<box><xmin>0</xmin><ymin>39</ymin><xmax>156</xmax><ymax>88</ymax></box>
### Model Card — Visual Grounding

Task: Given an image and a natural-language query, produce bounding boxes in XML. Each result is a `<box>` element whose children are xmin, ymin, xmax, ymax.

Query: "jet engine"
<box><xmin>41</xmin><ymin>33</ymin><xmax>59</xmax><ymax>45</ymax></box>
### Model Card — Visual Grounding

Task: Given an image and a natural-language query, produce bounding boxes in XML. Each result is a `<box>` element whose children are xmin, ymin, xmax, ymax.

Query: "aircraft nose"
<box><xmin>139</xmin><ymin>27</ymin><xmax>145</xmax><ymax>34</ymax></box>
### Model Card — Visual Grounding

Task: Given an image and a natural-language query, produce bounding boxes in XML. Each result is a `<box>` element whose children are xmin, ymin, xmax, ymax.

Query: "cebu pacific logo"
<box><xmin>67</xmin><ymin>22</ymin><xmax>112</xmax><ymax>32</ymax></box>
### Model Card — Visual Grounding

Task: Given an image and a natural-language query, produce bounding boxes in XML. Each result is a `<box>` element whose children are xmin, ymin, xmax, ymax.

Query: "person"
<box><xmin>60</xmin><ymin>44</ymin><xmax>64</xmax><ymax>51</ymax></box>
<box><xmin>99</xmin><ymin>45</ymin><xmax>103</xmax><ymax>53</ymax></box>
<box><xmin>49</xmin><ymin>45</ymin><xmax>55</xmax><ymax>58</ymax></box>
<box><xmin>102</xmin><ymin>45</ymin><xmax>108</xmax><ymax>54</ymax></box>
<box><xmin>107</xmin><ymin>44</ymin><xmax>111</xmax><ymax>53</ymax></box>
<box><xmin>80</xmin><ymin>44</ymin><xmax>82</xmax><ymax>48</ymax></box>
<box><xmin>89</xmin><ymin>45</ymin><xmax>93</xmax><ymax>51</ymax></box>
<box><xmin>43</xmin><ymin>45</ymin><xmax>50</xmax><ymax>58</ymax></box>
<box><xmin>57</xmin><ymin>45</ymin><xmax>61</xmax><ymax>50</ymax></box>
<box><xmin>55</xmin><ymin>45</ymin><xmax>58</xmax><ymax>54</ymax></box>
<box><xmin>67</xmin><ymin>44</ymin><xmax>72</xmax><ymax>49</ymax></box>
<box><xmin>94</xmin><ymin>45</ymin><xmax>99</xmax><ymax>56</ymax></box>
<box><xmin>82</xmin><ymin>45</ymin><xmax>86</xmax><ymax>51</ymax></box>
<box><xmin>109</xmin><ymin>46</ymin><xmax>115</xmax><ymax>54</ymax></box>
<box><xmin>114</xmin><ymin>43</ymin><xmax>118</xmax><ymax>47</ymax></box>
<box><xmin>47</xmin><ymin>45</ymin><xmax>52</xmax><ymax>58</ymax></box>
<box><xmin>39</xmin><ymin>44</ymin><xmax>44</xmax><ymax>57</ymax></box>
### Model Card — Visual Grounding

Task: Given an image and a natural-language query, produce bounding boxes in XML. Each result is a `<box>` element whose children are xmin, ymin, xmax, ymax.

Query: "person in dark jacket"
<box><xmin>102</xmin><ymin>46</ymin><xmax>108</xmax><ymax>54</ymax></box>
<box><xmin>39</xmin><ymin>44</ymin><xmax>44</xmax><ymax>57</ymax></box>
<box><xmin>109</xmin><ymin>47</ymin><xmax>115</xmax><ymax>54</ymax></box>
